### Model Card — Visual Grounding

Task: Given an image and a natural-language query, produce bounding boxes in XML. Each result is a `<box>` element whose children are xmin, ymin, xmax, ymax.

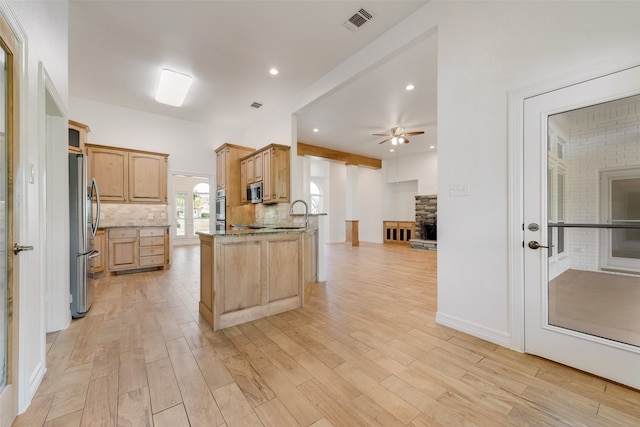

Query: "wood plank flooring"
<box><xmin>14</xmin><ymin>243</ymin><xmax>640</xmax><ymax>426</ymax></box>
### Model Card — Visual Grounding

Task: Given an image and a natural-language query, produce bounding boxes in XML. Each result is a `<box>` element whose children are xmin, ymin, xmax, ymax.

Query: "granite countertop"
<box><xmin>99</xmin><ymin>224</ymin><xmax>171</xmax><ymax>229</ymax></box>
<box><xmin>197</xmin><ymin>226</ymin><xmax>315</xmax><ymax>238</ymax></box>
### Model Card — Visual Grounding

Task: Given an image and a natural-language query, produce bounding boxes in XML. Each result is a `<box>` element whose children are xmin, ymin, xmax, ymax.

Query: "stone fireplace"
<box><xmin>411</xmin><ymin>194</ymin><xmax>437</xmax><ymax>250</ymax></box>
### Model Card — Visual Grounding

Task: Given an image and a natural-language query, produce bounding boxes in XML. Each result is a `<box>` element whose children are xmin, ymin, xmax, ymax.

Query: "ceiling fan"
<box><xmin>373</xmin><ymin>126</ymin><xmax>424</xmax><ymax>145</ymax></box>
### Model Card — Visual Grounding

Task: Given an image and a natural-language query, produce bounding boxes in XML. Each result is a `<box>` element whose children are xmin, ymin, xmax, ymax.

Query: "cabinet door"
<box><xmin>246</xmin><ymin>156</ymin><xmax>254</xmax><ymax>184</ymax></box>
<box><xmin>240</xmin><ymin>159</ymin><xmax>248</xmax><ymax>203</ymax></box>
<box><xmin>262</xmin><ymin>149</ymin><xmax>272</xmax><ymax>202</ymax></box>
<box><xmin>88</xmin><ymin>147</ymin><xmax>128</xmax><ymax>202</ymax></box>
<box><xmin>68</xmin><ymin>120</ymin><xmax>89</xmax><ymax>154</ymax></box>
<box><xmin>262</xmin><ymin>147</ymin><xmax>290</xmax><ymax>204</ymax></box>
<box><xmin>216</xmin><ymin>148</ymin><xmax>227</xmax><ymax>189</ymax></box>
<box><xmin>253</xmin><ymin>152</ymin><xmax>263</xmax><ymax>182</ymax></box>
<box><xmin>108</xmin><ymin>238</ymin><xmax>138</xmax><ymax>271</ymax></box>
<box><xmin>128</xmin><ymin>152</ymin><xmax>167</xmax><ymax>203</ymax></box>
<box><xmin>89</xmin><ymin>229</ymin><xmax>106</xmax><ymax>274</ymax></box>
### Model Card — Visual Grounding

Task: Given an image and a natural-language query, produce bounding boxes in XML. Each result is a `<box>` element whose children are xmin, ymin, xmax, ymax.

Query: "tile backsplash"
<box><xmin>99</xmin><ymin>203</ymin><xmax>169</xmax><ymax>227</ymax></box>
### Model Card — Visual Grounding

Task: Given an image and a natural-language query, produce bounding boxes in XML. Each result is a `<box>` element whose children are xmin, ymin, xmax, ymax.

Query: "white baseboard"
<box><xmin>436</xmin><ymin>311</ymin><xmax>511</xmax><ymax>348</ymax></box>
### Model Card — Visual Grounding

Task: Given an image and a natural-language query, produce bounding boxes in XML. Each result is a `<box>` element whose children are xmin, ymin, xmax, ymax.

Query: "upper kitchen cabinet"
<box><xmin>87</xmin><ymin>145</ymin><xmax>128</xmax><ymax>202</ymax></box>
<box><xmin>68</xmin><ymin>120</ymin><xmax>90</xmax><ymax>154</ymax></box>
<box><xmin>87</xmin><ymin>144</ymin><xmax>168</xmax><ymax>204</ymax></box>
<box><xmin>240</xmin><ymin>144</ymin><xmax>290</xmax><ymax>204</ymax></box>
<box><xmin>215</xmin><ymin>143</ymin><xmax>254</xmax><ymax>202</ymax></box>
<box><xmin>129</xmin><ymin>152</ymin><xmax>167</xmax><ymax>203</ymax></box>
<box><xmin>262</xmin><ymin>144</ymin><xmax>290</xmax><ymax>204</ymax></box>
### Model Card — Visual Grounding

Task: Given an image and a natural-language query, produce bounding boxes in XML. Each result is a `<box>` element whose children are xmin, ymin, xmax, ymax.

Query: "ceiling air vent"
<box><xmin>250</xmin><ymin>101</ymin><xmax>263</xmax><ymax>109</ymax></box>
<box><xmin>343</xmin><ymin>8</ymin><xmax>375</xmax><ymax>32</ymax></box>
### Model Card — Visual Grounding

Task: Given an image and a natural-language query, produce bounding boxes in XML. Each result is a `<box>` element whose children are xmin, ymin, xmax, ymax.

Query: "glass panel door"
<box><xmin>175</xmin><ymin>192</ymin><xmax>186</xmax><ymax>237</ymax></box>
<box><xmin>0</xmin><ymin>40</ymin><xmax>7</xmax><ymax>399</ymax></box>
<box><xmin>524</xmin><ymin>66</ymin><xmax>640</xmax><ymax>389</ymax></box>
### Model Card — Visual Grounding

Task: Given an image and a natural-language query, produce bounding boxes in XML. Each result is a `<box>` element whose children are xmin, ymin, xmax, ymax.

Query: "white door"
<box><xmin>524</xmin><ymin>65</ymin><xmax>640</xmax><ymax>389</ymax></box>
<box><xmin>0</xmin><ymin>11</ymin><xmax>22</xmax><ymax>427</ymax></box>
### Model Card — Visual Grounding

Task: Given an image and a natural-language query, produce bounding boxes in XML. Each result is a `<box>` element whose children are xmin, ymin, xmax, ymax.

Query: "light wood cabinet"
<box><xmin>68</xmin><ymin>120</ymin><xmax>89</xmax><ymax>154</ymax></box>
<box><xmin>108</xmin><ymin>229</ymin><xmax>138</xmax><ymax>272</ymax></box>
<box><xmin>199</xmin><ymin>231</ymin><xmax>306</xmax><ymax>331</ymax></box>
<box><xmin>216</xmin><ymin>148</ymin><xmax>226</xmax><ymax>190</ymax></box>
<box><xmin>128</xmin><ymin>152</ymin><xmax>167</xmax><ymax>203</ymax></box>
<box><xmin>215</xmin><ymin>143</ymin><xmax>255</xmax><ymax>228</ymax></box>
<box><xmin>87</xmin><ymin>146</ymin><xmax>128</xmax><ymax>202</ymax></box>
<box><xmin>107</xmin><ymin>226</ymin><xmax>169</xmax><ymax>274</ymax></box>
<box><xmin>240</xmin><ymin>144</ymin><xmax>290</xmax><ymax>204</ymax></box>
<box><xmin>89</xmin><ymin>228</ymin><xmax>106</xmax><ymax>276</ymax></box>
<box><xmin>87</xmin><ymin>144</ymin><xmax>168</xmax><ymax>204</ymax></box>
<box><xmin>383</xmin><ymin>221</ymin><xmax>415</xmax><ymax>244</ymax></box>
<box><xmin>240</xmin><ymin>159</ymin><xmax>249</xmax><ymax>203</ymax></box>
<box><xmin>262</xmin><ymin>145</ymin><xmax>290</xmax><ymax>204</ymax></box>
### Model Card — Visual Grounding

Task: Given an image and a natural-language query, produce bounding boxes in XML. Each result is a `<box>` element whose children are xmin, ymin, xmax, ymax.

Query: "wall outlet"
<box><xmin>148</xmin><ymin>213</ymin><xmax>154</xmax><ymax>219</ymax></box>
<box><xmin>449</xmin><ymin>183</ymin><xmax>470</xmax><ymax>197</ymax></box>
<box><xmin>99</xmin><ymin>212</ymin><xmax>105</xmax><ymax>220</ymax></box>
<box><xmin>161</xmin><ymin>213</ymin><xmax>166</xmax><ymax>219</ymax></box>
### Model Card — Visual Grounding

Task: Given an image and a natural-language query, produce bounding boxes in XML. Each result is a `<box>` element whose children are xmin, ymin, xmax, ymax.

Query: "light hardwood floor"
<box><xmin>13</xmin><ymin>243</ymin><xmax>640</xmax><ymax>426</ymax></box>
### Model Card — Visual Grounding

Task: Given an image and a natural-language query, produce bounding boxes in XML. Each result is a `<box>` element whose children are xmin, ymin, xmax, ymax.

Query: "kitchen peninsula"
<box><xmin>197</xmin><ymin>226</ymin><xmax>318</xmax><ymax>331</ymax></box>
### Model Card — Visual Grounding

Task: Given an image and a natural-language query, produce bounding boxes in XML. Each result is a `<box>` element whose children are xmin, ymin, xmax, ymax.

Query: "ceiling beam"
<box><xmin>297</xmin><ymin>142</ymin><xmax>382</xmax><ymax>169</ymax></box>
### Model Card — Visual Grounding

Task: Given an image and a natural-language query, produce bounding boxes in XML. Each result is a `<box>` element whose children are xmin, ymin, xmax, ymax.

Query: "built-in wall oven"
<box><xmin>215</xmin><ymin>189</ymin><xmax>226</xmax><ymax>231</ymax></box>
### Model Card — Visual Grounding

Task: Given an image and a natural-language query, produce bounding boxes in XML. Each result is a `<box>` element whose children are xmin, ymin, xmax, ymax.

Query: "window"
<box><xmin>310</xmin><ymin>181</ymin><xmax>322</xmax><ymax>214</ymax></box>
<box><xmin>193</xmin><ymin>183</ymin><xmax>210</xmax><ymax>236</ymax></box>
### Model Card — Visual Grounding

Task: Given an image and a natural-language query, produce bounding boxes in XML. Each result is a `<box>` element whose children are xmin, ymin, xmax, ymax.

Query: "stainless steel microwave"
<box><xmin>247</xmin><ymin>182</ymin><xmax>263</xmax><ymax>204</ymax></box>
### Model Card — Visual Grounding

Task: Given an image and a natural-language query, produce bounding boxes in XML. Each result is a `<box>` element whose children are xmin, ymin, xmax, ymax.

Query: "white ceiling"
<box><xmin>69</xmin><ymin>1</ymin><xmax>435</xmax><ymax>161</ymax></box>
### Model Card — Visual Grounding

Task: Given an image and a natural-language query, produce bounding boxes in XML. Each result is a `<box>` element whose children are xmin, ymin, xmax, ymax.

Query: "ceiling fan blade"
<box><xmin>372</xmin><ymin>133</ymin><xmax>391</xmax><ymax>136</ymax></box>
<box><xmin>403</xmin><ymin>131</ymin><xmax>424</xmax><ymax>136</ymax></box>
<box><xmin>378</xmin><ymin>137</ymin><xmax>392</xmax><ymax>144</ymax></box>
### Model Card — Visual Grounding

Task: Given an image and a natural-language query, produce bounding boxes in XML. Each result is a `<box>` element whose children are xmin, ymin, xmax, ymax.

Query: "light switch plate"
<box><xmin>449</xmin><ymin>183</ymin><xmax>470</xmax><ymax>197</ymax></box>
<box><xmin>148</xmin><ymin>213</ymin><xmax>154</xmax><ymax>219</ymax></box>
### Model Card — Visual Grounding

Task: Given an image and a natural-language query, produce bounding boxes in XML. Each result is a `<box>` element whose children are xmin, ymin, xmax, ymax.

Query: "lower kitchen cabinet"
<box><xmin>106</xmin><ymin>226</ymin><xmax>169</xmax><ymax>274</ymax></box>
<box><xmin>89</xmin><ymin>229</ymin><xmax>106</xmax><ymax>276</ymax></box>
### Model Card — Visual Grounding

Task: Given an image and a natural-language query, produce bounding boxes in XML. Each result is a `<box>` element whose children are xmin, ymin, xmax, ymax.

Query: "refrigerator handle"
<box><xmin>91</xmin><ymin>177</ymin><xmax>101</xmax><ymax>237</ymax></box>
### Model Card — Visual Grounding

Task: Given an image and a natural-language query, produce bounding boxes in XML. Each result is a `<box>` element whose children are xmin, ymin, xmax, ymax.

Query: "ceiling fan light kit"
<box><xmin>374</xmin><ymin>126</ymin><xmax>424</xmax><ymax>145</ymax></box>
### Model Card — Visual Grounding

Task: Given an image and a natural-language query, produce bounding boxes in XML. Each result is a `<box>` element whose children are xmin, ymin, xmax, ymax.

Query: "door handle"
<box><xmin>14</xmin><ymin>243</ymin><xmax>34</xmax><ymax>255</ymax></box>
<box><xmin>528</xmin><ymin>241</ymin><xmax>549</xmax><ymax>250</ymax></box>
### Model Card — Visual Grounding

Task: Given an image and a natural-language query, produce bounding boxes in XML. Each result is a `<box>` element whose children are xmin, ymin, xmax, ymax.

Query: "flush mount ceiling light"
<box><xmin>269</xmin><ymin>68</ymin><xmax>279</xmax><ymax>75</ymax></box>
<box><xmin>313</xmin><ymin>128</ymin><xmax>319</xmax><ymax>133</ymax></box>
<box><xmin>405</xmin><ymin>84</ymin><xmax>415</xmax><ymax>91</ymax></box>
<box><xmin>155</xmin><ymin>69</ymin><xmax>192</xmax><ymax>107</ymax></box>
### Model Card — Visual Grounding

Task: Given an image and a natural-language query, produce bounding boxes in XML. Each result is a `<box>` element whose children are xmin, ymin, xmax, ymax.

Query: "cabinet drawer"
<box><xmin>109</xmin><ymin>229</ymin><xmax>138</xmax><ymax>239</ymax></box>
<box><xmin>139</xmin><ymin>255</ymin><xmax>165</xmax><ymax>267</ymax></box>
<box><xmin>140</xmin><ymin>245</ymin><xmax>164</xmax><ymax>257</ymax></box>
<box><xmin>139</xmin><ymin>228</ymin><xmax>166</xmax><ymax>238</ymax></box>
<box><xmin>140</xmin><ymin>236</ymin><xmax>165</xmax><ymax>246</ymax></box>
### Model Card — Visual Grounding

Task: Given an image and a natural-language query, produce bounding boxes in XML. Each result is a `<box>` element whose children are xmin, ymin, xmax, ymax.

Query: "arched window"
<box><xmin>193</xmin><ymin>182</ymin><xmax>210</xmax><ymax>235</ymax></box>
<box><xmin>310</xmin><ymin>181</ymin><xmax>322</xmax><ymax>214</ymax></box>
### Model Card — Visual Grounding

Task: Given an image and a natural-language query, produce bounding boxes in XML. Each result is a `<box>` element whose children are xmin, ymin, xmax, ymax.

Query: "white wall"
<box><xmin>69</xmin><ymin>97</ymin><xmax>239</xmax><ymax>177</ymax></box>
<box><xmin>432</xmin><ymin>1</ymin><xmax>640</xmax><ymax>345</ymax></box>
<box><xmin>8</xmin><ymin>0</ymin><xmax>68</xmax><ymax>413</ymax></box>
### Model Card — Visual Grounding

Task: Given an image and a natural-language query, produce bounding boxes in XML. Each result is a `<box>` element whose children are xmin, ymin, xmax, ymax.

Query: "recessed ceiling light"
<box><xmin>390</xmin><ymin>149</ymin><xmax>395</xmax><ymax>152</ymax></box>
<box><xmin>155</xmin><ymin>69</ymin><xmax>192</xmax><ymax>107</ymax></box>
<box><xmin>405</xmin><ymin>84</ymin><xmax>415</xmax><ymax>91</ymax></box>
<box><xmin>269</xmin><ymin>68</ymin><xmax>279</xmax><ymax>75</ymax></box>
<box><xmin>429</xmin><ymin>145</ymin><xmax>435</xmax><ymax>149</ymax></box>
<box><xmin>313</xmin><ymin>128</ymin><xmax>319</xmax><ymax>133</ymax></box>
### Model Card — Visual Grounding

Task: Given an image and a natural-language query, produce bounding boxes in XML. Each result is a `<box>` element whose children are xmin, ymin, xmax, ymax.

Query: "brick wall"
<box><xmin>552</xmin><ymin>96</ymin><xmax>640</xmax><ymax>274</ymax></box>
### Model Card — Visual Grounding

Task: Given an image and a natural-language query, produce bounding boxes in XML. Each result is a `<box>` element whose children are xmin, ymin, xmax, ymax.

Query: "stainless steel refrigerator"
<box><xmin>69</xmin><ymin>153</ymin><xmax>101</xmax><ymax>318</ymax></box>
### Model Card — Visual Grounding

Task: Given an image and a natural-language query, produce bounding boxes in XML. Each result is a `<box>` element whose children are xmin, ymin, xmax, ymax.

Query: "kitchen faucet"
<box><xmin>289</xmin><ymin>199</ymin><xmax>309</xmax><ymax>229</ymax></box>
